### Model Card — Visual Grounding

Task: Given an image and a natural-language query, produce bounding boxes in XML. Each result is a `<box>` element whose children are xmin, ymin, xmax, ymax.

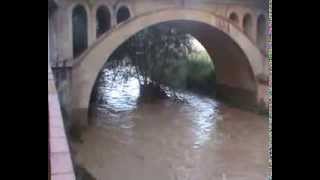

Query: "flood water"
<box><xmin>72</xmin><ymin>68</ymin><xmax>269</xmax><ymax>180</ymax></box>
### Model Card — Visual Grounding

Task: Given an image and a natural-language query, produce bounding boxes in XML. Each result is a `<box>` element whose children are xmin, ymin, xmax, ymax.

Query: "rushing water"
<box><xmin>72</xmin><ymin>68</ymin><xmax>268</xmax><ymax>180</ymax></box>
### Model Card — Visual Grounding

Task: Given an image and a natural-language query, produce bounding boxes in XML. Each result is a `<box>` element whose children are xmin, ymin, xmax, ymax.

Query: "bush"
<box><xmin>102</xmin><ymin>25</ymin><xmax>216</xmax><ymax>98</ymax></box>
<box><xmin>185</xmin><ymin>51</ymin><xmax>216</xmax><ymax>93</ymax></box>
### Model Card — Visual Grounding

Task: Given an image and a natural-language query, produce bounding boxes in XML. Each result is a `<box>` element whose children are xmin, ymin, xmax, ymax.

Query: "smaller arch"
<box><xmin>96</xmin><ymin>5</ymin><xmax>111</xmax><ymax>38</ymax></box>
<box><xmin>229</xmin><ymin>12</ymin><xmax>239</xmax><ymax>25</ymax></box>
<box><xmin>257</xmin><ymin>14</ymin><xmax>267</xmax><ymax>52</ymax></box>
<box><xmin>243</xmin><ymin>13</ymin><xmax>253</xmax><ymax>38</ymax></box>
<box><xmin>72</xmin><ymin>4</ymin><xmax>88</xmax><ymax>58</ymax></box>
<box><xmin>117</xmin><ymin>6</ymin><xmax>130</xmax><ymax>24</ymax></box>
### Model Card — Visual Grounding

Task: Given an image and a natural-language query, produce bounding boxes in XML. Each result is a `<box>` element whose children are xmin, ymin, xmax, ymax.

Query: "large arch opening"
<box><xmin>88</xmin><ymin>20</ymin><xmax>257</xmax><ymax>115</ymax></box>
<box><xmin>70</xmin><ymin>9</ymin><xmax>265</xmax><ymax>125</ymax></box>
<box><xmin>116</xmin><ymin>6</ymin><xmax>130</xmax><ymax>24</ymax></box>
<box><xmin>257</xmin><ymin>14</ymin><xmax>266</xmax><ymax>52</ymax></box>
<box><xmin>72</xmin><ymin>4</ymin><xmax>88</xmax><ymax>58</ymax></box>
<box><xmin>96</xmin><ymin>5</ymin><xmax>111</xmax><ymax>38</ymax></box>
<box><xmin>243</xmin><ymin>13</ymin><xmax>253</xmax><ymax>38</ymax></box>
<box><xmin>89</xmin><ymin>27</ymin><xmax>216</xmax><ymax>119</ymax></box>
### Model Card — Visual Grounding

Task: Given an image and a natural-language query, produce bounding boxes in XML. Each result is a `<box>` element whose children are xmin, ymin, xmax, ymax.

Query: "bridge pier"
<box><xmin>216</xmin><ymin>83</ymin><xmax>257</xmax><ymax>107</ymax></box>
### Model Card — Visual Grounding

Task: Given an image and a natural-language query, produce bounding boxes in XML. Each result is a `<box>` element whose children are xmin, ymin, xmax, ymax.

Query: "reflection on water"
<box><xmin>74</xmin><ymin>67</ymin><xmax>268</xmax><ymax>180</ymax></box>
<box><xmin>95</xmin><ymin>69</ymin><xmax>140</xmax><ymax>111</ymax></box>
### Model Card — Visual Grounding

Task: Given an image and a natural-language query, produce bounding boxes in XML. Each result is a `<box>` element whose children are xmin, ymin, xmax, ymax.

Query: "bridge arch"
<box><xmin>229</xmin><ymin>12</ymin><xmax>239</xmax><ymax>25</ymax></box>
<box><xmin>71</xmin><ymin>8</ymin><xmax>265</xmax><ymax>124</ymax></box>
<box><xmin>72</xmin><ymin>4</ymin><xmax>88</xmax><ymax>58</ymax></box>
<box><xmin>243</xmin><ymin>13</ymin><xmax>253</xmax><ymax>39</ymax></box>
<box><xmin>257</xmin><ymin>14</ymin><xmax>266</xmax><ymax>52</ymax></box>
<box><xmin>96</xmin><ymin>5</ymin><xmax>111</xmax><ymax>38</ymax></box>
<box><xmin>116</xmin><ymin>4</ymin><xmax>132</xmax><ymax>24</ymax></box>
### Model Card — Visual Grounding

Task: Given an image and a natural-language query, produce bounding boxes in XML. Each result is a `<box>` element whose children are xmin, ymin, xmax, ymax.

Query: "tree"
<box><xmin>105</xmin><ymin>24</ymin><xmax>194</xmax><ymax>99</ymax></box>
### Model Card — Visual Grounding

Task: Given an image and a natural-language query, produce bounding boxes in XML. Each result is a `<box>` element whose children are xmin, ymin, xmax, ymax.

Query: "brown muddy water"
<box><xmin>71</xmin><ymin>69</ymin><xmax>269</xmax><ymax>180</ymax></box>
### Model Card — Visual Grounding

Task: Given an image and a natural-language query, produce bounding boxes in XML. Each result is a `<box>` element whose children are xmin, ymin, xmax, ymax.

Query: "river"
<box><xmin>72</xmin><ymin>67</ymin><xmax>269</xmax><ymax>180</ymax></box>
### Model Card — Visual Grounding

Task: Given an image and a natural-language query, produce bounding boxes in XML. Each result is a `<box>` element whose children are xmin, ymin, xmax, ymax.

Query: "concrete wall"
<box><xmin>52</xmin><ymin>67</ymin><xmax>73</xmax><ymax>129</ymax></box>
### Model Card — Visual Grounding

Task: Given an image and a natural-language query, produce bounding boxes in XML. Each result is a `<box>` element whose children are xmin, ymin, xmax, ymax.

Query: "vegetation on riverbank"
<box><xmin>185</xmin><ymin>51</ymin><xmax>215</xmax><ymax>94</ymax></box>
<box><xmin>96</xmin><ymin>24</ymin><xmax>216</xmax><ymax>101</ymax></box>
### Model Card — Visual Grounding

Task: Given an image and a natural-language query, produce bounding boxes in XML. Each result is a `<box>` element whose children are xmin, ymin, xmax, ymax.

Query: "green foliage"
<box><xmin>185</xmin><ymin>51</ymin><xmax>216</xmax><ymax>93</ymax></box>
<box><xmin>187</xmin><ymin>52</ymin><xmax>214</xmax><ymax>80</ymax></box>
<box><xmin>105</xmin><ymin>24</ymin><xmax>215</xmax><ymax>95</ymax></box>
<box><xmin>108</xmin><ymin>25</ymin><xmax>192</xmax><ymax>86</ymax></box>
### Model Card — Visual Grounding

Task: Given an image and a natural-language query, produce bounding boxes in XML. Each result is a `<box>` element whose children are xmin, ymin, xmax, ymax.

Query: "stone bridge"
<box><xmin>49</xmin><ymin>0</ymin><xmax>268</xmax><ymax>125</ymax></box>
